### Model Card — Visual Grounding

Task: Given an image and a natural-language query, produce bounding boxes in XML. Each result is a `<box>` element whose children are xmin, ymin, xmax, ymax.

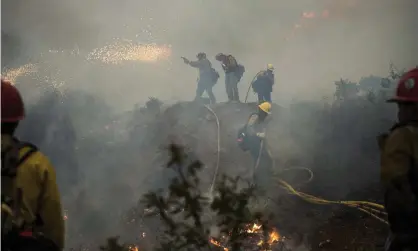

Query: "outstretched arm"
<box><xmin>188</xmin><ymin>60</ymin><xmax>205</xmax><ymax>68</ymax></box>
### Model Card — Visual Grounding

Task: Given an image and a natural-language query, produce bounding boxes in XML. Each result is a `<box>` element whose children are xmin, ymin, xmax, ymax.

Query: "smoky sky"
<box><xmin>2</xmin><ymin>0</ymin><xmax>418</xmax><ymax>109</ymax></box>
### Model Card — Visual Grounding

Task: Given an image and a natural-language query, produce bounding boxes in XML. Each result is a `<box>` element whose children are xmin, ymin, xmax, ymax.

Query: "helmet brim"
<box><xmin>1</xmin><ymin>115</ymin><xmax>25</xmax><ymax>123</ymax></box>
<box><xmin>259</xmin><ymin>108</ymin><xmax>271</xmax><ymax>114</ymax></box>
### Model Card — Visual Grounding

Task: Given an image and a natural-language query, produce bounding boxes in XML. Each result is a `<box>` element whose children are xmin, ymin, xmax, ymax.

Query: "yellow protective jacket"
<box><xmin>1</xmin><ymin>135</ymin><xmax>65</xmax><ymax>250</ymax></box>
<box><xmin>379</xmin><ymin>122</ymin><xmax>418</xmax><ymax>234</ymax></box>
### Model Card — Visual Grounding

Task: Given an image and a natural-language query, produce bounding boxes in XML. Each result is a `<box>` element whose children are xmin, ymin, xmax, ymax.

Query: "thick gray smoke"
<box><xmin>2</xmin><ymin>0</ymin><xmax>418</xmax><ymax>108</ymax></box>
<box><xmin>2</xmin><ymin>0</ymin><xmax>418</xmax><ymax>249</ymax></box>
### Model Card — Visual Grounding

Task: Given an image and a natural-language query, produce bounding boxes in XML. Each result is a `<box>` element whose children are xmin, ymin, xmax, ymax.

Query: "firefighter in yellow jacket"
<box><xmin>378</xmin><ymin>68</ymin><xmax>418</xmax><ymax>251</ymax></box>
<box><xmin>237</xmin><ymin>102</ymin><xmax>273</xmax><ymax>192</ymax></box>
<box><xmin>1</xmin><ymin>79</ymin><xmax>65</xmax><ymax>251</ymax></box>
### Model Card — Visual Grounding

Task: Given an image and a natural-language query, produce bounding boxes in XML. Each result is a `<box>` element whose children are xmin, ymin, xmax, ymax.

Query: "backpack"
<box><xmin>235</xmin><ymin>64</ymin><xmax>245</xmax><ymax>81</ymax></box>
<box><xmin>210</xmin><ymin>68</ymin><xmax>220</xmax><ymax>83</ymax></box>
<box><xmin>2</xmin><ymin>139</ymin><xmax>38</xmax><ymax>240</ymax></box>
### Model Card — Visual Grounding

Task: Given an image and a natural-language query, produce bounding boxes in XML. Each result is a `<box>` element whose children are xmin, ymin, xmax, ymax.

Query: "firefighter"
<box><xmin>378</xmin><ymin>68</ymin><xmax>418</xmax><ymax>251</ymax></box>
<box><xmin>251</xmin><ymin>64</ymin><xmax>275</xmax><ymax>103</ymax></box>
<box><xmin>1</xmin><ymin>79</ymin><xmax>65</xmax><ymax>251</ymax></box>
<box><xmin>182</xmin><ymin>52</ymin><xmax>218</xmax><ymax>104</ymax></box>
<box><xmin>237</xmin><ymin>102</ymin><xmax>273</xmax><ymax>191</ymax></box>
<box><xmin>215</xmin><ymin>53</ymin><xmax>244</xmax><ymax>103</ymax></box>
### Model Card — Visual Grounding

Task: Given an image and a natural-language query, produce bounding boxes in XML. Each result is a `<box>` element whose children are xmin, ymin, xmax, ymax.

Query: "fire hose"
<box><xmin>202</xmin><ymin>98</ymin><xmax>388</xmax><ymax>225</ymax></box>
<box><xmin>203</xmin><ymin>104</ymin><xmax>221</xmax><ymax>195</ymax></box>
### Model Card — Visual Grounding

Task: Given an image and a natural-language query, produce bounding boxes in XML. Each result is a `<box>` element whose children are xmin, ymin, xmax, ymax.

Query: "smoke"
<box><xmin>3</xmin><ymin>0</ymin><xmax>418</xmax><ymax>108</ymax></box>
<box><xmin>2</xmin><ymin>0</ymin><xmax>418</xmax><ymax>248</ymax></box>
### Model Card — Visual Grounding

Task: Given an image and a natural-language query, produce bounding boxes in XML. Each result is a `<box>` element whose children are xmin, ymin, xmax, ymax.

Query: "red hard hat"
<box><xmin>1</xmin><ymin>79</ymin><xmax>25</xmax><ymax>122</ymax></box>
<box><xmin>387</xmin><ymin>67</ymin><xmax>418</xmax><ymax>103</ymax></box>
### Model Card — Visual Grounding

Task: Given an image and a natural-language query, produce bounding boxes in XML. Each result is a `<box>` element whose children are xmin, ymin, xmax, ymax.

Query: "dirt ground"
<box><xmin>310</xmin><ymin>206</ymin><xmax>387</xmax><ymax>251</ymax></box>
<box><xmin>269</xmin><ymin>183</ymin><xmax>388</xmax><ymax>251</ymax></box>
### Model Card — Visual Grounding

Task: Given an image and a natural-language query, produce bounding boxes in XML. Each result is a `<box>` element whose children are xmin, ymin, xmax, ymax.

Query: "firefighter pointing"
<box><xmin>378</xmin><ymin>68</ymin><xmax>418</xmax><ymax>250</ymax></box>
<box><xmin>1</xmin><ymin>79</ymin><xmax>65</xmax><ymax>251</ymax></box>
<box><xmin>182</xmin><ymin>52</ymin><xmax>219</xmax><ymax>104</ymax></box>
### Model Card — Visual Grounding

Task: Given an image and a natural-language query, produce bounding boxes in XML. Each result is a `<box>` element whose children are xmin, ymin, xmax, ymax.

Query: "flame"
<box><xmin>129</xmin><ymin>245</ymin><xmax>139</xmax><ymax>251</ymax></box>
<box><xmin>210</xmin><ymin>238</ymin><xmax>228</xmax><ymax>251</ymax></box>
<box><xmin>257</xmin><ymin>229</ymin><xmax>280</xmax><ymax>246</ymax></box>
<box><xmin>209</xmin><ymin>223</ymin><xmax>281</xmax><ymax>251</ymax></box>
<box><xmin>246</xmin><ymin>223</ymin><xmax>262</xmax><ymax>233</ymax></box>
<box><xmin>87</xmin><ymin>40</ymin><xmax>172</xmax><ymax>64</ymax></box>
<box><xmin>269</xmin><ymin>230</ymin><xmax>280</xmax><ymax>243</ymax></box>
<box><xmin>1</xmin><ymin>63</ymin><xmax>38</xmax><ymax>83</ymax></box>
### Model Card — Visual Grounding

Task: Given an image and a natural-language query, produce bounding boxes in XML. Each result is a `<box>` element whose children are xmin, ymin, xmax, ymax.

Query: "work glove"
<box><xmin>256</xmin><ymin>132</ymin><xmax>265</xmax><ymax>138</ymax></box>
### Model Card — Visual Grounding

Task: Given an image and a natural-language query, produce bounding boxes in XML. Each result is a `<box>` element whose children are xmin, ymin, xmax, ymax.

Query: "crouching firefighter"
<box><xmin>1</xmin><ymin>79</ymin><xmax>65</xmax><ymax>251</ymax></box>
<box><xmin>377</xmin><ymin>68</ymin><xmax>418</xmax><ymax>251</ymax></box>
<box><xmin>237</xmin><ymin>102</ymin><xmax>273</xmax><ymax>190</ymax></box>
<box><xmin>251</xmin><ymin>64</ymin><xmax>275</xmax><ymax>104</ymax></box>
<box><xmin>182</xmin><ymin>53</ymin><xmax>219</xmax><ymax>104</ymax></box>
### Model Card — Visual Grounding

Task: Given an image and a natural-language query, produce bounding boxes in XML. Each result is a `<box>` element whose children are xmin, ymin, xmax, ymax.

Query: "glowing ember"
<box><xmin>209</xmin><ymin>223</ymin><xmax>281</xmax><ymax>251</ymax></box>
<box><xmin>87</xmin><ymin>40</ymin><xmax>172</xmax><ymax>64</ymax></box>
<box><xmin>1</xmin><ymin>63</ymin><xmax>38</xmax><ymax>83</ymax></box>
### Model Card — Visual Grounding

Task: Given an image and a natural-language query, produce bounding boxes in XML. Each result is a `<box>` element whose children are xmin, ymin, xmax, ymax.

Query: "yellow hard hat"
<box><xmin>267</xmin><ymin>64</ymin><xmax>274</xmax><ymax>71</ymax></box>
<box><xmin>258</xmin><ymin>102</ymin><xmax>272</xmax><ymax>114</ymax></box>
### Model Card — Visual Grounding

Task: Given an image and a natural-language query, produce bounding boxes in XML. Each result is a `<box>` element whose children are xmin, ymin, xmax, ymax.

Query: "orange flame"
<box><xmin>246</xmin><ymin>223</ymin><xmax>262</xmax><ymax>233</ymax></box>
<box><xmin>257</xmin><ymin>229</ymin><xmax>280</xmax><ymax>246</ymax></box>
<box><xmin>129</xmin><ymin>245</ymin><xmax>139</xmax><ymax>251</ymax></box>
<box><xmin>210</xmin><ymin>238</ymin><xmax>229</xmax><ymax>251</ymax></box>
<box><xmin>209</xmin><ymin>223</ymin><xmax>281</xmax><ymax>250</ymax></box>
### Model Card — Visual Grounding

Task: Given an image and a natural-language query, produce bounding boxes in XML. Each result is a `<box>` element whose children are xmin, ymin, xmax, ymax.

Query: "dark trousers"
<box><xmin>257</xmin><ymin>91</ymin><xmax>272</xmax><ymax>103</ymax></box>
<box><xmin>195</xmin><ymin>81</ymin><xmax>216</xmax><ymax>104</ymax></box>
<box><xmin>225</xmin><ymin>72</ymin><xmax>239</xmax><ymax>101</ymax></box>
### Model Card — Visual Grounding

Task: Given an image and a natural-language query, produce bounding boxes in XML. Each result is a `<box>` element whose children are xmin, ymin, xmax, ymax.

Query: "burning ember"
<box><xmin>1</xmin><ymin>63</ymin><xmax>38</xmax><ymax>83</ymax></box>
<box><xmin>209</xmin><ymin>223</ymin><xmax>281</xmax><ymax>251</ymax></box>
<box><xmin>87</xmin><ymin>40</ymin><xmax>171</xmax><ymax>64</ymax></box>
